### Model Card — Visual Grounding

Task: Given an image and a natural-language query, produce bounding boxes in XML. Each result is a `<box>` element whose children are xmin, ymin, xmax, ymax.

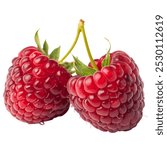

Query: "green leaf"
<box><xmin>102</xmin><ymin>50</ymin><xmax>111</xmax><ymax>67</ymax></box>
<box><xmin>61</xmin><ymin>62</ymin><xmax>73</xmax><ymax>70</ymax></box>
<box><xmin>49</xmin><ymin>46</ymin><xmax>60</xmax><ymax>60</ymax></box>
<box><xmin>34</xmin><ymin>30</ymin><xmax>42</xmax><ymax>51</ymax></box>
<box><xmin>43</xmin><ymin>40</ymin><xmax>49</xmax><ymax>55</ymax></box>
<box><xmin>73</xmin><ymin>56</ymin><xmax>96</xmax><ymax>76</ymax></box>
<box><xmin>60</xmin><ymin>62</ymin><xmax>74</xmax><ymax>74</ymax></box>
<box><xmin>104</xmin><ymin>37</ymin><xmax>111</xmax><ymax>52</ymax></box>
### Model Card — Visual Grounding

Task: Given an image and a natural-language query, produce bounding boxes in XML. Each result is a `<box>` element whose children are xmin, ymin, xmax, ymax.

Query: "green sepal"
<box><xmin>43</xmin><ymin>40</ymin><xmax>49</xmax><ymax>55</ymax></box>
<box><xmin>104</xmin><ymin>37</ymin><xmax>111</xmax><ymax>52</ymax></box>
<box><xmin>34</xmin><ymin>30</ymin><xmax>48</xmax><ymax>55</ymax></box>
<box><xmin>34</xmin><ymin>30</ymin><xmax>42</xmax><ymax>51</ymax></box>
<box><xmin>73</xmin><ymin>56</ymin><xmax>96</xmax><ymax>76</ymax></box>
<box><xmin>49</xmin><ymin>46</ymin><xmax>60</xmax><ymax>61</ymax></box>
<box><xmin>102</xmin><ymin>50</ymin><xmax>111</xmax><ymax>67</ymax></box>
<box><xmin>60</xmin><ymin>62</ymin><xmax>74</xmax><ymax>74</ymax></box>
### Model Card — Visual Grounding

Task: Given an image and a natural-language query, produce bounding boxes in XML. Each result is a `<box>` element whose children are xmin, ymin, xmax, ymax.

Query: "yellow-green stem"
<box><xmin>79</xmin><ymin>20</ymin><xmax>98</xmax><ymax>70</ymax></box>
<box><xmin>59</xmin><ymin>23</ymin><xmax>81</xmax><ymax>63</ymax></box>
<box><xmin>59</xmin><ymin>19</ymin><xmax>98</xmax><ymax>71</ymax></box>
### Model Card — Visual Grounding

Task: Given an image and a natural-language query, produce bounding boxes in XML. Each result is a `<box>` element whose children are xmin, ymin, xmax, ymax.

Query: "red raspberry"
<box><xmin>67</xmin><ymin>51</ymin><xmax>144</xmax><ymax>132</ymax></box>
<box><xmin>4</xmin><ymin>33</ymin><xmax>71</xmax><ymax>124</ymax></box>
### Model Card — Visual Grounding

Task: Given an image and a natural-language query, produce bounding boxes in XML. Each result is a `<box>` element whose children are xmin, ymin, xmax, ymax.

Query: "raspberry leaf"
<box><xmin>73</xmin><ymin>56</ymin><xmax>96</xmax><ymax>76</ymax></box>
<box><xmin>102</xmin><ymin>50</ymin><xmax>110</xmax><ymax>67</ymax></box>
<box><xmin>34</xmin><ymin>30</ymin><xmax>42</xmax><ymax>51</ymax></box>
<box><xmin>34</xmin><ymin>30</ymin><xmax>48</xmax><ymax>56</ymax></box>
<box><xmin>43</xmin><ymin>40</ymin><xmax>49</xmax><ymax>55</ymax></box>
<box><xmin>60</xmin><ymin>62</ymin><xmax>74</xmax><ymax>74</ymax></box>
<box><xmin>49</xmin><ymin>46</ymin><xmax>60</xmax><ymax>61</ymax></box>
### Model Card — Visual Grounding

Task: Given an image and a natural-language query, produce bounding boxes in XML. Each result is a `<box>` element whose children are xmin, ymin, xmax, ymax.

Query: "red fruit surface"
<box><xmin>4</xmin><ymin>46</ymin><xmax>71</xmax><ymax>124</ymax></box>
<box><xmin>67</xmin><ymin>51</ymin><xmax>144</xmax><ymax>132</ymax></box>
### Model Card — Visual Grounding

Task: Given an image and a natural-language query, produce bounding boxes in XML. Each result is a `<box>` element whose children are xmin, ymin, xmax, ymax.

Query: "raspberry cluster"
<box><xmin>3</xmin><ymin>20</ymin><xmax>144</xmax><ymax>132</ymax></box>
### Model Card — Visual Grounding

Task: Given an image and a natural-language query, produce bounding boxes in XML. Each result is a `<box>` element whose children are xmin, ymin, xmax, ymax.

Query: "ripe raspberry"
<box><xmin>4</xmin><ymin>32</ymin><xmax>71</xmax><ymax>124</ymax></box>
<box><xmin>67</xmin><ymin>51</ymin><xmax>144</xmax><ymax>132</ymax></box>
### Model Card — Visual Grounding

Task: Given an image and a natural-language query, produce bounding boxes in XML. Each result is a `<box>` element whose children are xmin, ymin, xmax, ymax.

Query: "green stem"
<box><xmin>59</xmin><ymin>23</ymin><xmax>81</xmax><ymax>63</ymax></box>
<box><xmin>59</xmin><ymin>19</ymin><xmax>98</xmax><ymax>71</ymax></box>
<box><xmin>79</xmin><ymin>20</ymin><xmax>98</xmax><ymax>70</ymax></box>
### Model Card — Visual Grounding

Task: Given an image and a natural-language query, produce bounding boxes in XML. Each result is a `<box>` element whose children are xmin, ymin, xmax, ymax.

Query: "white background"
<box><xmin>0</xmin><ymin>0</ymin><xmax>166</xmax><ymax>149</ymax></box>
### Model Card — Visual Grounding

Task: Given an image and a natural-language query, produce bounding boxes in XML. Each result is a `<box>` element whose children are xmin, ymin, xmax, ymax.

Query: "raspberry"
<box><xmin>67</xmin><ymin>51</ymin><xmax>144</xmax><ymax>132</ymax></box>
<box><xmin>4</xmin><ymin>32</ymin><xmax>71</xmax><ymax>124</ymax></box>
